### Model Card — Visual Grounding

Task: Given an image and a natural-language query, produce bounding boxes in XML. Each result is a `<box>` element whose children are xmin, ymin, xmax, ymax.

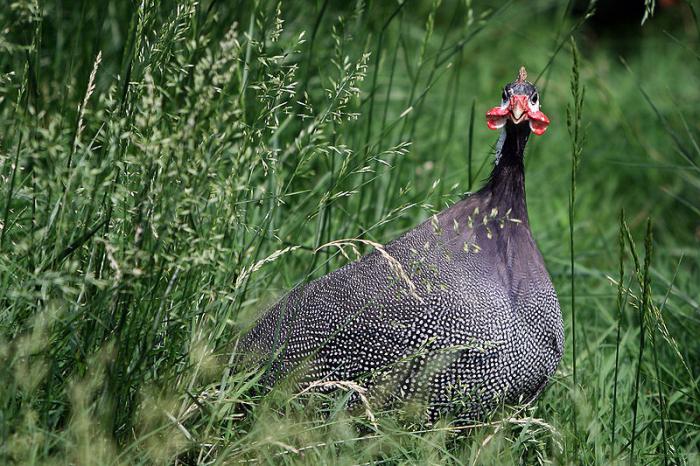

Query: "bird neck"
<box><xmin>484</xmin><ymin>123</ymin><xmax>530</xmax><ymax>221</ymax></box>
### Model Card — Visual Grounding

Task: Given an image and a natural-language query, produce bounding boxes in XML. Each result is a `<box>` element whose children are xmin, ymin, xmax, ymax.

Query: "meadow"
<box><xmin>0</xmin><ymin>0</ymin><xmax>698</xmax><ymax>464</ymax></box>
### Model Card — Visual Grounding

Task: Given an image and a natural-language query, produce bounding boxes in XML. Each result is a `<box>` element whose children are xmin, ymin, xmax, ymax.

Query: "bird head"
<box><xmin>486</xmin><ymin>66</ymin><xmax>550</xmax><ymax>135</ymax></box>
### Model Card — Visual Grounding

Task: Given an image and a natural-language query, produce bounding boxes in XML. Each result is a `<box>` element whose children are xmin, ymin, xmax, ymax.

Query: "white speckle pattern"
<box><xmin>241</xmin><ymin>191</ymin><xmax>564</xmax><ymax>419</ymax></box>
<box><xmin>241</xmin><ymin>83</ymin><xmax>563</xmax><ymax>421</ymax></box>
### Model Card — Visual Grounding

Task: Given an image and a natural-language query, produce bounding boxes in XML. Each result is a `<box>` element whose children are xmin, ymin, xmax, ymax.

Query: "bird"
<box><xmin>240</xmin><ymin>66</ymin><xmax>563</xmax><ymax>421</ymax></box>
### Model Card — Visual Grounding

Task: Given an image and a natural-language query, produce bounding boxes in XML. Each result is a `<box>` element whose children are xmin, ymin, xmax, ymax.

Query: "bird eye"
<box><xmin>502</xmin><ymin>88</ymin><xmax>508</xmax><ymax>101</ymax></box>
<box><xmin>531</xmin><ymin>93</ymin><xmax>538</xmax><ymax>104</ymax></box>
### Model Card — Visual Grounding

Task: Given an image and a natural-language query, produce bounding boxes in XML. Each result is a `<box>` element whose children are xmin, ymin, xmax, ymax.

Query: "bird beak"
<box><xmin>509</xmin><ymin>95</ymin><xmax>529</xmax><ymax>123</ymax></box>
<box><xmin>485</xmin><ymin>94</ymin><xmax>550</xmax><ymax>135</ymax></box>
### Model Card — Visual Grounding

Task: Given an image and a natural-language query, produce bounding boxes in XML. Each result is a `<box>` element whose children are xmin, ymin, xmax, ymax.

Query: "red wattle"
<box><xmin>486</xmin><ymin>106</ymin><xmax>509</xmax><ymax>117</ymax></box>
<box><xmin>486</xmin><ymin>106</ymin><xmax>509</xmax><ymax>130</ymax></box>
<box><xmin>487</xmin><ymin>117</ymin><xmax>505</xmax><ymax>130</ymax></box>
<box><xmin>527</xmin><ymin>110</ymin><xmax>550</xmax><ymax>135</ymax></box>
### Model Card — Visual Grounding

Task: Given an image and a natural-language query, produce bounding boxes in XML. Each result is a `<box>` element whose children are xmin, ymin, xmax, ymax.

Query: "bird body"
<box><xmin>241</xmin><ymin>68</ymin><xmax>563</xmax><ymax>419</ymax></box>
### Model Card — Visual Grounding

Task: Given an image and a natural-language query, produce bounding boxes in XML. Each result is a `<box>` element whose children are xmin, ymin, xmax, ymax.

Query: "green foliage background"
<box><xmin>0</xmin><ymin>0</ymin><xmax>698</xmax><ymax>464</ymax></box>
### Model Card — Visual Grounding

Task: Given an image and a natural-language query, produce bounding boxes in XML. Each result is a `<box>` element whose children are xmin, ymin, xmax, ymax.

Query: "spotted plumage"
<box><xmin>241</xmin><ymin>70</ymin><xmax>564</xmax><ymax>420</ymax></box>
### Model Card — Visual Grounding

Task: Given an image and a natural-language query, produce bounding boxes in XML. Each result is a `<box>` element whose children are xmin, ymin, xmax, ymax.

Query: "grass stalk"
<box><xmin>467</xmin><ymin>97</ymin><xmax>475</xmax><ymax>191</ymax></box>
<box><xmin>611</xmin><ymin>208</ymin><xmax>626</xmax><ymax>452</ymax></box>
<box><xmin>566</xmin><ymin>37</ymin><xmax>585</xmax><ymax>455</ymax></box>
<box><xmin>356</xmin><ymin>1</ymin><xmax>405</xmax><ymax>220</ymax></box>
<box><xmin>651</xmin><ymin>319</ymin><xmax>670</xmax><ymax>466</ymax></box>
<box><xmin>629</xmin><ymin>219</ymin><xmax>653</xmax><ymax>464</ymax></box>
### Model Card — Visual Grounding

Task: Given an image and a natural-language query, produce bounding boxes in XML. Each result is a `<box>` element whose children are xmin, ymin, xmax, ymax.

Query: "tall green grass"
<box><xmin>0</xmin><ymin>0</ymin><xmax>698</xmax><ymax>464</ymax></box>
<box><xmin>566</xmin><ymin>37</ymin><xmax>585</xmax><ymax>457</ymax></box>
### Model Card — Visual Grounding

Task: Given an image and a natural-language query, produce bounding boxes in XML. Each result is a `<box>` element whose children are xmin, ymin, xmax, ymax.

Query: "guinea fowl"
<box><xmin>241</xmin><ymin>67</ymin><xmax>563</xmax><ymax>420</ymax></box>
